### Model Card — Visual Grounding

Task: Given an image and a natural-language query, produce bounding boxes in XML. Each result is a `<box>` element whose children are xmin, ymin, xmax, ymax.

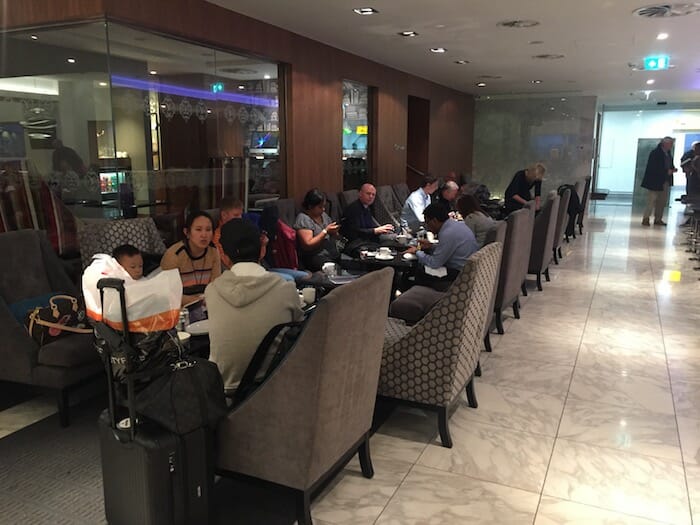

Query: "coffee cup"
<box><xmin>302</xmin><ymin>287</ymin><xmax>316</xmax><ymax>304</ymax></box>
<box><xmin>378</xmin><ymin>246</ymin><xmax>391</xmax><ymax>255</ymax></box>
<box><xmin>322</xmin><ymin>262</ymin><xmax>337</xmax><ymax>276</ymax></box>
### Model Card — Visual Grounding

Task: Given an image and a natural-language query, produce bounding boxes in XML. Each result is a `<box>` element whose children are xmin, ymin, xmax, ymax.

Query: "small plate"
<box><xmin>375</xmin><ymin>253</ymin><xmax>394</xmax><ymax>261</ymax></box>
<box><xmin>186</xmin><ymin>319</ymin><xmax>210</xmax><ymax>336</ymax></box>
<box><xmin>402</xmin><ymin>252</ymin><xmax>417</xmax><ymax>261</ymax></box>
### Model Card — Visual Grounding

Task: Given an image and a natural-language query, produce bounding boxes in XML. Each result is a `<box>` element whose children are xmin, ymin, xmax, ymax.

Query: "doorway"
<box><xmin>406</xmin><ymin>96</ymin><xmax>430</xmax><ymax>189</ymax></box>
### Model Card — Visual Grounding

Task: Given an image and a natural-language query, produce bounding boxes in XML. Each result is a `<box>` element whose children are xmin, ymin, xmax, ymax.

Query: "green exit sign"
<box><xmin>211</xmin><ymin>82</ymin><xmax>224</xmax><ymax>93</ymax></box>
<box><xmin>643</xmin><ymin>55</ymin><xmax>669</xmax><ymax>71</ymax></box>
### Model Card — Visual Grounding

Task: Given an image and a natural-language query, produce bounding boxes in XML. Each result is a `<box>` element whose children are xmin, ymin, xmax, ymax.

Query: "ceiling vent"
<box><xmin>497</xmin><ymin>19</ymin><xmax>540</xmax><ymax>28</ymax></box>
<box><xmin>633</xmin><ymin>3</ymin><xmax>700</xmax><ymax>17</ymax></box>
<box><xmin>533</xmin><ymin>54</ymin><xmax>565</xmax><ymax>60</ymax></box>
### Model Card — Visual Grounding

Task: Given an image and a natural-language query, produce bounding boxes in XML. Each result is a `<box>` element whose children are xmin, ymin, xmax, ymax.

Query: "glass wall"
<box><xmin>0</xmin><ymin>21</ymin><xmax>283</xmax><ymax>244</ymax></box>
<box><xmin>342</xmin><ymin>80</ymin><xmax>370</xmax><ymax>190</ymax></box>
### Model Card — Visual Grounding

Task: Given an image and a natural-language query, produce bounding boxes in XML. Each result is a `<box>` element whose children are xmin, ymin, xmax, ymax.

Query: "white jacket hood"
<box><xmin>207</xmin><ymin>264</ymin><xmax>289</xmax><ymax>308</ymax></box>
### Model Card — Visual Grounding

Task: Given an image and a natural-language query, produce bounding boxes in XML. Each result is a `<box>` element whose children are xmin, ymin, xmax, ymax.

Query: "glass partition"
<box><xmin>0</xmin><ymin>21</ymin><xmax>284</xmax><ymax>249</ymax></box>
<box><xmin>342</xmin><ymin>80</ymin><xmax>370</xmax><ymax>190</ymax></box>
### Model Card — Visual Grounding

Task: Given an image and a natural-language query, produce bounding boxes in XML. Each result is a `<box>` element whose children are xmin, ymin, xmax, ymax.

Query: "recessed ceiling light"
<box><xmin>353</xmin><ymin>7</ymin><xmax>378</xmax><ymax>15</ymax></box>
<box><xmin>549</xmin><ymin>106</ymin><xmax>555</xmax><ymax>110</ymax></box>
<box><xmin>149</xmin><ymin>70</ymin><xmax>158</xmax><ymax>75</ymax></box>
<box><xmin>30</xmin><ymin>35</ymin><xmax>38</xmax><ymax>40</ymax></box>
<box><xmin>238</xmin><ymin>85</ymin><xmax>245</xmax><ymax>90</ymax></box>
<box><xmin>206</xmin><ymin>109</ymin><xmax>212</xmax><ymax>114</ymax></box>
<box><xmin>398</xmin><ymin>31</ymin><xmax>419</xmax><ymax>37</ymax></box>
<box><xmin>498</xmin><ymin>19</ymin><xmax>540</xmax><ymax>28</ymax></box>
<box><xmin>561</xmin><ymin>97</ymin><xmax>566</xmax><ymax>101</ymax></box>
<box><xmin>646</xmin><ymin>79</ymin><xmax>655</xmax><ymax>85</ymax></box>
<box><xmin>435</xmin><ymin>24</ymin><xmax>446</xmax><ymax>29</ymax></box>
<box><xmin>454</xmin><ymin>60</ymin><xmax>470</xmax><ymax>65</ymax></box>
<box><xmin>430</xmin><ymin>47</ymin><xmax>447</xmax><ymax>53</ymax></box>
<box><xmin>476</xmin><ymin>82</ymin><xmax>487</xmax><ymax>87</ymax></box>
<box><xmin>67</xmin><ymin>57</ymin><xmax>76</xmax><ymax>64</ymax></box>
<box><xmin>98</xmin><ymin>82</ymin><xmax>108</xmax><ymax>87</ymax></box>
<box><xmin>263</xmin><ymin>74</ymin><xmax>271</xmax><ymax>79</ymax></box>
<box><xmin>657</xmin><ymin>32</ymin><xmax>669</xmax><ymax>40</ymax></box>
<box><xmin>531</xmin><ymin>79</ymin><xmax>542</xmax><ymax>84</ymax></box>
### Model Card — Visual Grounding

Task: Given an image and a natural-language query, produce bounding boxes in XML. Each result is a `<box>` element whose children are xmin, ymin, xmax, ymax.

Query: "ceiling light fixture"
<box><xmin>454</xmin><ymin>60</ymin><xmax>470</xmax><ymax>65</ymax></box>
<box><xmin>30</xmin><ymin>35</ymin><xmax>39</xmax><ymax>40</ymax></box>
<box><xmin>263</xmin><ymin>74</ymin><xmax>271</xmax><ymax>79</ymax></box>
<box><xmin>98</xmin><ymin>82</ymin><xmax>108</xmax><ymax>87</ymax></box>
<box><xmin>353</xmin><ymin>7</ymin><xmax>378</xmax><ymax>15</ymax></box>
<box><xmin>476</xmin><ymin>82</ymin><xmax>486</xmax><ymax>87</ymax></box>
<box><xmin>657</xmin><ymin>32</ymin><xmax>669</xmax><ymax>40</ymax></box>
<box><xmin>646</xmin><ymin>79</ymin><xmax>655</xmax><ymax>85</ymax></box>
<box><xmin>67</xmin><ymin>58</ymin><xmax>76</xmax><ymax>64</ymax></box>
<box><xmin>149</xmin><ymin>70</ymin><xmax>158</xmax><ymax>75</ymax></box>
<box><xmin>430</xmin><ymin>47</ymin><xmax>447</xmax><ymax>53</ymax></box>
<box><xmin>498</xmin><ymin>19</ymin><xmax>540</xmax><ymax>28</ymax></box>
<box><xmin>238</xmin><ymin>85</ymin><xmax>245</xmax><ymax>90</ymax></box>
<box><xmin>398</xmin><ymin>31</ymin><xmax>419</xmax><ymax>37</ymax></box>
<box><xmin>531</xmin><ymin>79</ymin><xmax>542</xmax><ymax>84</ymax></box>
<box><xmin>561</xmin><ymin>97</ymin><xmax>566</xmax><ymax>101</ymax></box>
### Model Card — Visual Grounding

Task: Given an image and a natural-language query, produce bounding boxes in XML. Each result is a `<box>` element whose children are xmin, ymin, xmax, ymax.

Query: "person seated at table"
<box><xmin>341</xmin><ymin>183</ymin><xmax>395</xmax><ymax>254</ymax></box>
<box><xmin>404</xmin><ymin>203</ymin><xmax>478</xmax><ymax>292</ymax></box>
<box><xmin>435</xmin><ymin>180</ymin><xmax>460</xmax><ymax>214</ymax></box>
<box><xmin>400</xmin><ymin>174</ymin><xmax>439</xmax><ymax>232</ymax></box>
<box><xmin>294</xmin><ymin>188</ymin><xmax>341</xmax><ymax>271</ymax></box>
<box><xmin>112</xmin><ymin>244</ymin><xmax>144</xmax><ymax>280</ymax></box>
<box><xmin>161</xmin><ymin>211</ymin><xmax>221</xmax><ymax>306</ymax></box>
<box><xmin>206</xmin><ymin>219</ymin><xmax>303</xmax><ymax>393</ymax></box>
<box><xmin>503</xmin><ymin>162</ymin><xmax>545</xmax><ymax>215</ymax></box>
<box><xmin>212</xmin><ymin>197</ymin><xmax>243</xmax><ymax>265</ymax></box>
<box><xmin>457</xmin><ymin>194</ymin><xmax>496</xmax><ymax>247</ymax></box>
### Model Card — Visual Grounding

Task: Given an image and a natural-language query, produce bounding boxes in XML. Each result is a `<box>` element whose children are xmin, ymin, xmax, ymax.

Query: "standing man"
<box><xmin>400</xmin><ymin>174</ymin><xmax>439</xmax><ymax>232</ymax></box>
<box><xmin>641</xmin><ymin>136</ymin><xmax>676</xmax><ymax>226</ymax></box>
<box><xmin>681</xmin><ymin>141</ymin><xmax>700</xmax><ymax>197</ymax></box>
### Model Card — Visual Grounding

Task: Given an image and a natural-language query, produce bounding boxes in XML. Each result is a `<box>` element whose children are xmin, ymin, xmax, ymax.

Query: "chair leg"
<box><xmin>57</xmin><ymin>389</ymin><xmax>69</xmax><ymax>428</ymax></box>
<box><xmin>558</xmin><ymin>246</ymin><xmax>563</xmax><ymax>259</ymax></box>
<box><xmin>495</xmin><ymin>310</ymin><xmax>504</xmax><ymax>334</ymax></box>
<box><xmin>544</xmin><ymin>268</ymin><xmax>550</xmax><ymax>282</ymax></box>
<box><xmin>553</xmin><ymin>249</ymin><xmax>559</xmax><ymax>265</ymax></box>
<box><xmin>437</xmin><ymin>406</ymin><xmax>453</xmax><ymax>448</ymax></box>
<box><xmin>466</xmin><ymin>377</ymin><xmax>478</xmax><ymax>409</ymax></box>
<box><xmin>521</xmin><ymin>282</ymin><xmax>528</xmax><ymax>296</ymax></box>
<box><xmin>358</xmin><ymin>435</ymin><xmax>374</xmax><ymax>479</ymax></box>
<box><xmin>484</xmin><ymin>333</ymin><xmax>492</xmax><ymax>352</ymax></box>
<box><xmin>536</xmin><ymin>273</ymin><xmax>543</xmax><ymax>291</ymax></box>
<box><xmin>512</xmin><ymin>299</ymin><xmax>520</xmax><ymax>319</ymax></box>
<box><xmin>295</xmin><ymin>490</ymin><xmax>312</xmax><ymax>525</ymax></box>
<box><xmin>579</xmin><ymin>223</ymin><xmax>583</xmax><ymax>235</ymax></box>
<box><xmin>565</xmin><ymin>234</ymin><xmax>570</xmax><ymax>243</ymax></box>
<box><xmin>475</xmin><ymin>360</ymin><xmax>482</xmax><ymax>377</ymax></box>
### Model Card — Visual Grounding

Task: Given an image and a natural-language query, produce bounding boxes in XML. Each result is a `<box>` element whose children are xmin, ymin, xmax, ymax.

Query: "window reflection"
<box><xmin>342</xmin><ymin>80</ymin><xmax>370</xmax><ymax>190</ymax></box>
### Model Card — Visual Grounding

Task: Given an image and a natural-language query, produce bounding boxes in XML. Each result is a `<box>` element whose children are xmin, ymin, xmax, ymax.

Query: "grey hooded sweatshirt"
<box><xmin>205</xmin><ymin>262</ymin><xmax>303</xmax><ymax>392</ymax></box>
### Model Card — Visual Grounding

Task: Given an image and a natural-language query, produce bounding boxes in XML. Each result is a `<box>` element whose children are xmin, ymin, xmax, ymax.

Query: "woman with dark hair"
<box><xmin>160</xmin><ymin>210</ymin><xmax>221</xmax><ymax>305</ymax></box>
<box><xmin>458</xmin><ymin>194</ymin><xmax>496</xmax><ymax>247</ymax></box>
<box><xmin>293</xmin><ymin>188</ymin><xmax>340</xmax><ymax>271</ymax></box>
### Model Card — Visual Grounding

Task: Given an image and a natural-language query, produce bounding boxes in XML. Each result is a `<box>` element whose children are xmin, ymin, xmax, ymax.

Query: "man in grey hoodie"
<box><xmin>205</xmin><ymin>218</ymin><xmax>304</xmax><ymax>392</ymax></box>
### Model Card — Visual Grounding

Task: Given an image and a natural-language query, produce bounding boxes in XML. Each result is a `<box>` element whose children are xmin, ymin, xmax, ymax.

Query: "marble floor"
<box><xmin>311</xmin><ymin>200</ymin><xmax>700</xmax><ymax>525</ymax></box>
<box><xmin>0</xmin><ymin>199</ymin><xmax>698</xmax><ymax>524</ymax></box>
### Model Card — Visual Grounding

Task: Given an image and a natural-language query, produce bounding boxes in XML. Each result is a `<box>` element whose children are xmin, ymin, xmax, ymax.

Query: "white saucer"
<box><xmin>186</xmin><ymin>319</ymin><xmax>210</xmax><ymax>336</ymax></box>
<box><xmin>375</xmin><ymin>253</ymin><xmax>394</xmax><ymax>261</ymax></box>
<box><xmin>402</xmin><ymin>253</ymin><xmax>417</xmax><ymax>261</ymax></box>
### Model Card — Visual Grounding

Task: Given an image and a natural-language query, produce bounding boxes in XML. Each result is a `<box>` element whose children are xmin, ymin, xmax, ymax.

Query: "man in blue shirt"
<box><xmin>404</xmin><ymin>203</ymin><xmax>479</xmax><ymax>291</ymax></box>
<box><xmin>400</xmin><ymin>174</ymin><xmax>439</xmax><ymax>232</ymax></box>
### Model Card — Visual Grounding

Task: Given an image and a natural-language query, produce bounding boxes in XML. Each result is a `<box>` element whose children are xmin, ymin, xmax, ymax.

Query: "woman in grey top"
<box><xmin>293</xmin><ymin>188</ymin><xmax>341</xmax><ymax>271</ymax></box>
<box><xmin>457</xmin><ymin>194</ymin><xmax>495</xmax><ymax>247</ymax></box>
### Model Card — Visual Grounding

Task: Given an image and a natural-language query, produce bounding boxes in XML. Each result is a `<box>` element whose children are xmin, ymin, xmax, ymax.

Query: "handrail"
<box><xmin>406</xmin><ymin>164</ymin><xmax>424</xmax><ymax>177</ymax></box>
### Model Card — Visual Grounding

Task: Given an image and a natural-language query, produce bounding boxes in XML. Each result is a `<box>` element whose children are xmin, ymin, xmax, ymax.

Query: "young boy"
<box><xmin>112</xmin><ymin>244</ymin><xmax>144</xmax><ymax>280</ymax></box>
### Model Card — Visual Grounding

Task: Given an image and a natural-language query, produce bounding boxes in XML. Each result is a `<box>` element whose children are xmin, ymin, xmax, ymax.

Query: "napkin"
<box><xmin>424</xmin><ymin>266</ymin><xmax>448</xmax><ymax>278</ymax></box>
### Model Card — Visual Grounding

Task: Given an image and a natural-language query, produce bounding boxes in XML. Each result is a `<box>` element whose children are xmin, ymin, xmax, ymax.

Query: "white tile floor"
<box><xmin>311</xmin><ymin>200</ymin><xmax>700</xmax><ymax>524</ymax></box>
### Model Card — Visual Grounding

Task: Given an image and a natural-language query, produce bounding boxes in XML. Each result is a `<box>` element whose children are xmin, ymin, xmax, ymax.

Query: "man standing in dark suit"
<box><xmin>641</xmin><ymin>137</ymin><xmax>676</xmax><ymax>226</ymax></box>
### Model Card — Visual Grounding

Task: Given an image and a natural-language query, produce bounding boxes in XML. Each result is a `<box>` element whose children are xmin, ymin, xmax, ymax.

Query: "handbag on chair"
<box><xmin>25</xmin><ymin>295</ymin><xmax>92</xmax><ymax>346</ymax></box>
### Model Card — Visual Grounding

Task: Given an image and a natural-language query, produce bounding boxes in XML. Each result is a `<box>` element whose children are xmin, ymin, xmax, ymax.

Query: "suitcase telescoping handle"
<box><xmin>96</xmin><ymin>277</ymin><xmax>137</xmax><ymax>440</ymax></box>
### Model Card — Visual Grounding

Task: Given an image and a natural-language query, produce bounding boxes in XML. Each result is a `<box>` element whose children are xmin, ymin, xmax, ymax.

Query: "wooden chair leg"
<box><xmin>466</xmin><ymin>377</ymin><xmax>478</xmax><ymax>409</ymax></box>
<box><xmin>553</xmin><ymin>249</ymin><xmax>559</xmax><ymax>265</ymax></box>
<box><xmin>521</xmin><ymin>282</ymin><xmax>528</xmax><ymax>296</ymax></box>
<box><xmin>558</xmin><ymin>246</ymin><xmax>563</xmax><ymax>259</ymax></box>
<box><xmin>57</xmin><ymin>389</ymin><xmax>69</xmax><ymax>428</ymax></box>
<box><xmin>484</xmin><ymin>333</ymin><xmax>492</xmax><ymax>352</ymax></box>
<box><xmin>513</xmin><ymin>300</ymin><xmax>520</xmax><ymax>319</ymax></box>
<box><xmin>437</xmin><ymin>406</ymin><xmax>453</xmax><ymax>448</ymax></box>
<box><xmin>295</xmin><ymin>490</ymin><xmax>312</xmax><ymax>525</ymax></box>
<box><xmin>544</xmin><ymin>268</ymin><xmax>551</xmax><ymax>282</ymax></box>
<box><xmin>475</xmin><ymin>360</ymin><xmax>482</xmax><ymax>377</ymax></box>
<box><xmin>536</xmin><ymin>273</ymin><xmax>543</xmax><ymax>291</ymax></box>
<box><xmin>495</xmin><ymin>310</ymin><xmax>504</xmax><ymax>334</ymax></box>
<box><xmin>358</xmin><ymin>435</ymin><xmax>374</xmax><ymax>479</ymax></box>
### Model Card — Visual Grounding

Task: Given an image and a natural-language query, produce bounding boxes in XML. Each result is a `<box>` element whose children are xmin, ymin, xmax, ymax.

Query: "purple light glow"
<box><xmin>110</xmin><ymin>75</ymin><xmax>278</xmax><ymax>108</ymax></box>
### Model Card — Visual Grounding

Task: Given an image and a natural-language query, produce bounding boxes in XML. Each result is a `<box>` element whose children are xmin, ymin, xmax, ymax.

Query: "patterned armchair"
<box><xmin>552</xmin><ymin>188</ymin><xmax>571</xmax><ymax>264</ymax></box>
<box><xmin>378</xmin><ymin>242</ymin><xmax>502</xmax><ymax>448</ymax></box>
<box><xmin>577</xmin><ymin>175</ymin><xmax>592</xmax><ymax>235</ymax></box>
<box><xmin>528</xmin><ymin>192</ymin><xmax>560</xmax><ymax>291</ymax></box>
<box><xmin>373</xmin><ymin>185</ymin><xmax>402</xmax><ymax>228</ymax></box>
<box><xmin>481</xmin><ymin>220</ymin><xmax>507</xmax><ymax>352</ymax></box>
<box><xmin>392</xmin><ymin>182</ymin><xmax>410</xmax><ymax>205</ymax></box>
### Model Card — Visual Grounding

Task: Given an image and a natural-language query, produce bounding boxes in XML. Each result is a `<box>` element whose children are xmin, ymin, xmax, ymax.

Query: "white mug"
<box><xmin>322</xmin><ymin>262</ymin><xmax>337</xmax><ymax>276</ymax></box>
<box><xmin>378</xmin><ymin>246</ymin><xmax>391</xmax><ymax>255</ymax></box>
<box><xmin>302</xmin><ymin>287</ymin><xmax>316</xmax><ymax>304</ymax></box>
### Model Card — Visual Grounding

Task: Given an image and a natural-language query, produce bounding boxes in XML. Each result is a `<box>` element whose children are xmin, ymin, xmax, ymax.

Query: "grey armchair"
<box><xmin>0</xmin><ymin>230</ymin><xmax>102</xmax><ymax>426</ymax></box>
<box><xmin>493</xmin><ymin>206</ymin><xmax>535</xmax><ymax>334</ymax></box>
<box><xmin>577</xmin><ymin>176</ymin><xmax>592</xmax><ymax>235</ymax></box>
<box><xmin>378</xmin><ymin>243</ymin><xmax>502</xmax><ymax>448</ymax></box>
<box><xmin>392</xmin><ymin>182</ymin><xmax>410</xmax><ymax>205</ymax></box>
<box><xmin>528</xmin><ymin>192</ymin><xmax>560</xmax><ymax>291</ymax></box>
<box><xmin>339</xmin><ymin>189</ymin><xmax>359</xmax><ymax>212</ymax></box>
<box><xmin>482</xmin><ymin>220</ymin><xmax>507</xmax><ymax>352</ymax></box>
<box><xmin>216</xmin><ymin>268</ymin><xmax>393</xmax><ymax>525</ymax></box>
<box><xmin>552</xmin><ymin>188</ymin><xmax>571</xmax><ymax>264</ymax></box>
<box><xmin>374</xmin><ymin>185</ymin><xmax>402</xmax><ymax>228</ymax></box>
<box><xmin>325</xmin><ymin>191</ymin><xmax>342</xmax><ymax>222</ymax></box>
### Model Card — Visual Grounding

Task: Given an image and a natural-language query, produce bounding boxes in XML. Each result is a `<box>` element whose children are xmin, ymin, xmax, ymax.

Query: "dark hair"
<box><xmin>457</xmin><ymin>194</ymin><xmax>486</xmax><ymax>217</ymax></box>
<box><xmin>420</xmin><ymin>174</ymin><xmax>438</xmax><ymax>188</ymax></box>
<box><xmin>184</xmin><ymin>210</ymin><xmax>214</xmax><ymax>232</ymax></box>
<box><xmin>220</xmin><ymin>219</ymin><xmax>261</xmax><ymax>263</ymax></box>
<box><xmin>423</xmin><ymin>202</ymin><xmax>449</xmax><ymax>222</ymax></box>
<box><xmin>219</xmin><ymin>197</ymin><xmax>243</xmax><ymax>212</ymax></box>
<box><xmin>112</xmin><ymin>244</ymin><xmax>141</xmax><ymax>260</ymax></box>
<box><xmin>301</xmin><ymin>188</ymin><xmax>326</xmax><ymax>210</ymax></box>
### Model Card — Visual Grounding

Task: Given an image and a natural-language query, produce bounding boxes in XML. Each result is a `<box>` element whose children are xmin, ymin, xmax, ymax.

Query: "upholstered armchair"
<box><xmin>553</xmin><ymin>188</ymin><xmax>571</xmax><ymax>264</ymax></box>
<box><xmin>392</xmin><ymin>182</ymin><xmax>410</xmax><ymax>205</ymax></box>
<box><xmin>216</xmin><ymin>268</ymin><xmax>393</xmax><ymax>525</ymax></box>
<box><xmin>373</xmin><ymin>185</ymin><xmax>402</xmax><ymax>228</ymax></box>
<box><xmin>0</xmin><ymin>230</ymin><xmax>102</xmax><ymax>426</ymax></box>
<box><xmin>339</xmin><ymin>189</ymin><xmax>359</xmax><ymax>212</ymax></box>
<box><xmin>481</xmin><ymin>220</ymin><xmax>507</xmax><ymax>352</ymax></box>
<box><xmin>528</xmin><ymin>192</ymin><xmax>560</xmax><ymax>291</ymax></box>
<box><xmin>378</xmin><ymin>243</ymin><xmax>502</xmax><ymax>448</ymax></box>
<box><xmin>577</xmin><ymin>176</ymin><xmax>592</xmax><ymax>235</ymax></box>
<box><xmin>493</xmin><ymin>206</ymin><xmax>535</xmax><ymax>333</ymax></box>
<box><xmin>325</xmin><ymin>192</ymin><xmax>342</xmax><ymax>222</ymax></box>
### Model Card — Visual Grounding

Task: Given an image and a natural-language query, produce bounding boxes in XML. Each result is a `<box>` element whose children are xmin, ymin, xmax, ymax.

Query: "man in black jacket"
<box><xmin>641</xmin><ymin>137</ymin><xmax>676</xmax><ymax>226</ymax></box>
<box><xmin>341</xmin><ymin>183</ymin><xmax>394</xmax><ymax>246</ymax></box>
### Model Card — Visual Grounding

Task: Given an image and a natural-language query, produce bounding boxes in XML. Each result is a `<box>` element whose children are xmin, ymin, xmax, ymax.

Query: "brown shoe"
<box><xmin>641</xmin><ymin>218</ymin><xmax>650</xmax><ymax>226</ymax></box>
<box><xmin>654</xmin><ymin>220</ymin><xmax>667</xmax><ymax>226</ymax></box>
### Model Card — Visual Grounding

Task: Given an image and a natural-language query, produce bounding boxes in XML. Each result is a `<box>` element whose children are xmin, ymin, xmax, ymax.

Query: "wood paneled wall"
<box><xmin>2</xmin><ymin>0</ymin><xmax>475</xmax><ymax>203</ymax></box>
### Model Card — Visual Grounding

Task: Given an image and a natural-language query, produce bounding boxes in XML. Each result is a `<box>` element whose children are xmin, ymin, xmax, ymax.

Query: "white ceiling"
<box><xmin>208</xmin><ymin>0</ymin><xmax>700</xmax><ymax>105</ymax></box>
